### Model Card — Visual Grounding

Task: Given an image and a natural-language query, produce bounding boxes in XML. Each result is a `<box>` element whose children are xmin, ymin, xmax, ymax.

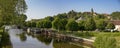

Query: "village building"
<box><xmin>111</xmin><ymin>20</ymin><xmax>120</xmax><ymax>31</ymax></box>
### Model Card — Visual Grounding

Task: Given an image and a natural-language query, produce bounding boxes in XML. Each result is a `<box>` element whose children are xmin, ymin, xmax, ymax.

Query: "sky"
<box><xmin>25</xmin><ymin>0</ymin><xmax>120</xmax><ymax>20</ymax></box>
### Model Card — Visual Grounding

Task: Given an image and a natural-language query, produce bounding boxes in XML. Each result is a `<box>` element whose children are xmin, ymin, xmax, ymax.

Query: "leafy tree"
<box><xmin>42</xmin><ymin>20</ymin><xmax>52</xmax><ymax>29</ymax></box>
<box><xmin>52</xmin><ymin>18</ymin><xmax>67</xmax><ymax>32</ymax></box>
<box><xmin>36</xmin><ymin>21</ymin><xmax>44</xmax><ymax>28</ymax></box>
<box><xmin>60</xmin><ymin>19</ymin><xmax>68</xmax><ymax>30</ymax></box>
<box><xmin>84</xmin><ymin>18</ymin><xmax>96</xmax><ymax>31</ymax></box>
<box><xmin>36</xmin><ymin>20</ymin><xmax>52</xmax><ymax>28</ymax></box>
<box><xmin>55</xmin><ymin>13</ymin><xmax>67</xmax><ymax>19</ymax></box>
<box><xmin>0</xmin><ymin>0</ymin><xmax>27</xmax><ymax>25</ymax></box>
<box><xmin>66</xmin><ymin>19</ymin><xmax>78</xmax><ymax>32</ymax></box>
<box><xmin>94</xmin><ymin>14</ymin><xmax>106</xmax><ymax>20</ymax></box>
<box><xmin>78</xmin><ymin>20</ymin><xmax>85</xmax><ymax>31</ymax></box>
<box><xmin>67</xmin><ymin>10</ymin><xmax>77</xmax><ymax>18</ymax></box>
<box><xmin>106</xmin><ymin>22</ymin><xmax>115</xmax><ymax>29</ymax></box>
<box><xmin>52</xmin><ymin>18</ymin><xmax>61</xmax><ymax>32</ymax></box>
<box><xmin>111</xmin><ymin>12</ymin><xmax>120</xmax><ymax>20</ymax></box>
<box><xmin>44</xmin><ymin>16</ymin><xmax>54</xmax><ymax>22</ymax></box>
<box><xmin>25</xmin><ymin>21</ymin><xmax>36</xmax><ymax>27</ymax></box>
<box><xmin>96</xmin><ymin>19</ymin><xmax>107</xmax><ymax>31</ymax></box>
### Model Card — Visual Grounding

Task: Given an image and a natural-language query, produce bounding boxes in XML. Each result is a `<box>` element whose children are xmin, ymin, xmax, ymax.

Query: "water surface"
<box><xmin>8</xmin><ymin>29</ymin><xmax>83</xmax><ymax>48</ymax></box>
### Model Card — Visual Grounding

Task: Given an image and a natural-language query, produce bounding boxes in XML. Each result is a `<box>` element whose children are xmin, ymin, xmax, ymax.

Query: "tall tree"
<box><xmin>52</xmin><ymin>18</ymin><xmax>62</xmax><ymax>32</ymax></box>
<box><xmin>106</xmin><ymin>22</ymin><xmax>115</xmax><ymax>29</ymax></box>
<box><xmin>84</xmin><ymin>18</ymin><xmax>96</xmax><ymax>31</ymax></box>
<box><xmin>111</xmin><ymin>12</ymin><xmax>120</xmax><ymax>20</ymax></box>
<box><xmin>96</xmin><ymin>19</ymin><xmax>107</xmax><ymax>31</ymax></box>
<box><xmin>66</xmin><ymin>19</ymin><xmax>78</xmax><ymax>32</ymax></box>
<box><xmin>0</xmin><ymin>0</ymin><xmax>27</xmax><ymax>25</ymax></box>
<box><xmin>67</xmin><ymin>10</ymin><xmax>77</xmax><ymax>18</ymax></box>
<box><xmin>52</xmin><ymin>18</ymin><xmax>67</xmax><ymax>32</ymax></box>
<box><xmin>78</xmin><ymin>20</ymin><xmax>85</xmax><ymax>31</ymax></box>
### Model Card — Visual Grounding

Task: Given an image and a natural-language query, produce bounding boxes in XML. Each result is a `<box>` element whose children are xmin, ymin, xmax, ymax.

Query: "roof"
<box><xmin>110</xmin><ymin>20</ymin><xmax>120</xmax><ymax>25</ymax></box>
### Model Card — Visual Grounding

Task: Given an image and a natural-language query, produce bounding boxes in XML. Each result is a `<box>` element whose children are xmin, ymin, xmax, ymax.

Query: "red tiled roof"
<box><xmin>110</xmin><ymin>20</ymin><xmax>120</xmax><ymax>25</ymax></box>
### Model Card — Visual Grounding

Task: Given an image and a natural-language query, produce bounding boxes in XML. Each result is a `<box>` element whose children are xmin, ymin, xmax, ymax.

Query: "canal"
<box><xmin>7</xmin><ymin>29</ymin><xmax>84</xmax><ymax>48</ymax></box>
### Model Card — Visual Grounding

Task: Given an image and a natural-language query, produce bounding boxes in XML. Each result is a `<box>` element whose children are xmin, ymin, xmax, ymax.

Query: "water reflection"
<box><xmin>8</xmin><ymin>29</ymin><xmax>84</xmax><ymax>48</ymax></box>
<box><xmin>18</xmin><ymin>33</ymin><xmax>27</xmax><ymax>42</ymax></box>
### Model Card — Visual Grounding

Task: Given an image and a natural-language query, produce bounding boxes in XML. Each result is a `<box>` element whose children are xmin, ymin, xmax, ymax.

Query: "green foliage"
<box><xmin>44</xmin><ymin>16</ymin><xmax>54</xmax><ymax>21</ymax></box>
<box><xmin>0</xmin><ymin>0</ymin><xmax>27</xmax><ymax>25</ymax></box>
<box><xmin>84</xmin><ymin>18</ymin><xmax>96</xmax><ymax>31</ymax></box>
<box><xmin>36</xmin><ymin>20</ymin><xmax>52</xmax><ymax>28</ymax></box>
<box><xmin>25</xmin><ymin>21</ymin><xmax>36</xmax><ymax>27</ymax></box>
<box><xmin>54</xmin><ymin>13</ymin><xmax>67</xmax><ymax>19</ymax></box>
<box><xmin>74</xmin><ymin>32</ymin><xmax>95</xmax><ymax>38</ymax></box>
<box><xmin>52</xmin><ymin>18</ymin><xmax>68</xmax><ymax>31</ymax></box>
<box><xmin>67</xmin><ymin>10</ymin><xmax>77</xmax><ymax>18</ymax></box>
<box><xmin>111</xmin><ymin>12</ymin><xmax>120</xmax><ymax>20</ymax></box>
<box><xmin>42</xmin><ymin>20</ymin><xmax>52</xmax><ymax>28</ymax></box>
<box><xmin>78</xmin><ymin>20</ymin><xmax>85</xmax><ymax>31</ymax></box>
<box><xmin>19</xmin><ymin>33</ymin><xmax>27</xmax><ymax>42</ymax></box>
<box><xmin>94</xmin><ymin>36</ymin><xmax>117</xmax><ymax>48</ymax></box>
<box><xmin>106</xmin><ymin>22</ymin><xmax>115</xmax><ymax>29</ymax></box>
<box><xmin>36</xmin><ymin>21</ymin><xmax>44</xmax><ymax>28</ymax></box>
<box><xmin>96</xmin><ymin>19</ymin><xmax>107</xmax><ymax>30</ymax></box>
<box><xmin>66</xmin><ymin>19</ymin><xmax>78</xmax><ymax>31</ymax></box>
<box><xmin>94</xmin><ymin>14</ymin><xmax>106</xmax><ymax>20</ymax></box>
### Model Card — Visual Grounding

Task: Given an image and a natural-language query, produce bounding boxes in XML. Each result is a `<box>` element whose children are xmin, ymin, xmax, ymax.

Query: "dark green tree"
<box><xmin>44</xmin><ymin>16</ymin><xmax>54</xmax><ymax>22</ymax></box>
<box><xmin>106</xmin><ymin>22</ymin><xmax>115</xmax><ymax>29</ymax></box>
<box><xmin>96</xmin><ymin>19</ymin><xmax>107</xmax><ymax>31</ymax></box>
<box><xmin>52</xmin><ymin>18</ymin><xmax>68</xmax><ymax>32</ymax></box>
<box><xmin>84</xmin><ymin>18</ymin><xmax>96</xmax><ymax>31</ymax></box>
<box><xmin>67</xmin><ymin>10</ymin><xmax>77</xmax><ymax>18</ymax></box>
<box><xmin>66</xmin><ymin>19</ymin><xmax>78</xmax><ymax>32</ymax></box>
<box><xmin>42</xmin><ymin>20</ymin><xmax>52</xmax><ymax>29</ymax></box>
<box><xmin>78</xmin><ymin>20</ymin><xmax>85</xmax><ymax>31</ymax></box>
<box><xmin>0</xmin><ymin>0</ymin><xmax>27</xmax><ymax>25</ymax></box>
<box><xmin>111</xmin><ymin>12</ymin><xmax>120</xmax><ymax>20</ymax></box>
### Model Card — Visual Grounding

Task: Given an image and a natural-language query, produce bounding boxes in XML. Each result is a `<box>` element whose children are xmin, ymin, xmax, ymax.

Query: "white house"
<box><xmin>111</xmin><ymin>20</ymin><xmax>120</xmax><ymax>31</ymax></box>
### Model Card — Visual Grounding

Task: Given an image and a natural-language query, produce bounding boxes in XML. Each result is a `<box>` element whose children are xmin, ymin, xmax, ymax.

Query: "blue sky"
<box><xmin>25</xmin><ymin>0</ymin><xmax>120</xmax><ymax>20</ymax></box>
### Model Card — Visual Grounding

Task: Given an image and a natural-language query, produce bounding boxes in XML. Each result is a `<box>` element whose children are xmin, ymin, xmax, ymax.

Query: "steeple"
<box><xmin>91</xmin><ymin>8</ymin><xmax>94</xmax><ymax>15</ymax></box>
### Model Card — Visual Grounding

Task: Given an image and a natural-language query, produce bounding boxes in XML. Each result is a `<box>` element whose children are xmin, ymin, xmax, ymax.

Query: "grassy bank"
<box><xmin>0</xmin><ymin>29</ymin><xmax>12</xmax><ymax>48</ymax></box>
<box><xmin>0</xmin><ymin>29</ymin><xmax>3</xmax><ymax>40</ymax></box>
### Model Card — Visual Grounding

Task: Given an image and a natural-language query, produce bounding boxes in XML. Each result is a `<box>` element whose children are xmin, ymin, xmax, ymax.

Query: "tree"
<box><xmin>96</xmin><ymin>19</ymin><xmax>107</xmax><ymax>31</ymax></box>
<box><xmin>25</xmin><ymin>21</ymin><xmax>36</xmax><ymax>27</ymax></box>
<box><xmin>111</xmin><ymin>12</ymin><xmax>120</xmax><ymax>20</ymax></box>
<box><xmin>52</xmin><ymin>18</ymin><xmax>67</xmax><ymax>32</ymax></box>
<box><xmin>0</xmin><ymin>0</ymin><xmax>27</xmax><ymax>25</ymax></box>
<box><xmin>55</xmin><ymin>13</ymin><xmax>67</xmax><ymax>19</ymax></box>
<box><xmin>60</xmin><ymin>19</ymin><xmax>68</xmax><ymax>30</ymax></box>
<box><xmin>66</xmin><ymin>19</ymin><xmax>78</xmax><ymax>32</ymax></box>
<box><xmin>84</xmin><ymin>18</ymin><xmax>96</xmax><ymax>31</ymax></box>
<box><xmin>106</xmin><ymin>22</ymin><xmax>115</xmax><ymax>29</ymax></box>
<box><xmin>67</xmin><ymin>10</ymin><xmax>77</xmax><ymax>18</ymax></box>
<box><xmin>78</xmin><ymin>20</ymin><xmax>85</xmax><ymax>31</ymax></box>
<box><xmin>42</xmin><ymin>20</ymin><xmax>52</xmax><ymax>29</ymax></box>
<box><xmin>36</xmin><ymin>21</ymin><xmax>44</xmax><ymax>28</ymax></box>
<box><xmin>44</xmin><ymin>16</ymin><xmax>54</xmax><ymax>22</ymax></box>
<box><xmin>36</xmin><ymin>20</ymin><xmax>52</xmax><ymax>29</ymax></box>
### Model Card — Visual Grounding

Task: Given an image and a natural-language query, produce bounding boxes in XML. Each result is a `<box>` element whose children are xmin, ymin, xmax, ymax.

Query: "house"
<box><xmin>76</xmin><ymin>16</ymin><xmax>85</xmax><ymax>22</ymax></box>
<box><xmin>111</xmin><ymin>20</ymin><xmax>120</xmax><ymax>31</ymax></box>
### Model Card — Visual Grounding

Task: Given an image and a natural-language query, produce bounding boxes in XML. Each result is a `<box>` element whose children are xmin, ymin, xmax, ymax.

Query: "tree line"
<box><xmin>25</xmin><ymin>9</ymin><xmax>119</xmax><ymax>32</ymax></box>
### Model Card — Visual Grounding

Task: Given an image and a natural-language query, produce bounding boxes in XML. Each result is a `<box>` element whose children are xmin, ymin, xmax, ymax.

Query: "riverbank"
<box><xmin>0</xmin><ymin>29</ymin><xmax>12</xmax><ymax>48</ymax></box>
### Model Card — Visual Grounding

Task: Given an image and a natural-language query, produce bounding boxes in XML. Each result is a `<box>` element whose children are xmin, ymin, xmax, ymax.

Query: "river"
<box><xmin>7</xmin><ymin>29</ymin><xmax>84</xmax><ymax>48</ymax></box>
